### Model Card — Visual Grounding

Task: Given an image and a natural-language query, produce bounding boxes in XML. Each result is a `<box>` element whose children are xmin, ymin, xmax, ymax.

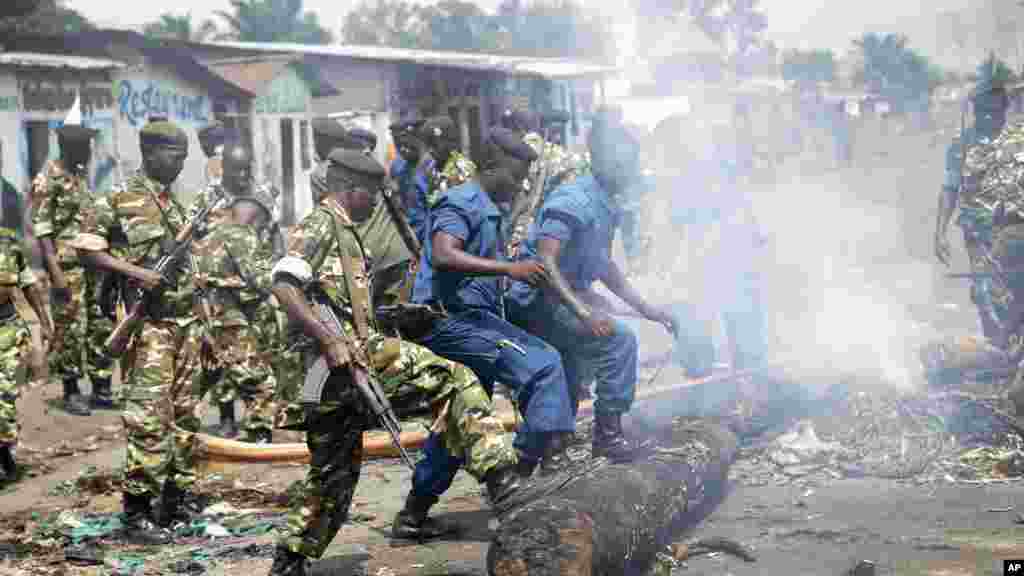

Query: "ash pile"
<box><xmin>722</xmin><ymin>361</ymin><xmax>1024</xmax><ymax>489</ymax></box>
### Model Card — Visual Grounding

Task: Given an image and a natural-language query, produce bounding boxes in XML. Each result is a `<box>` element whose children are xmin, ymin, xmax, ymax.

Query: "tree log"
<box><xmin>487</xmin><ymin>418</ymin><xmax>739</xmax><ymax>576</ymax></box>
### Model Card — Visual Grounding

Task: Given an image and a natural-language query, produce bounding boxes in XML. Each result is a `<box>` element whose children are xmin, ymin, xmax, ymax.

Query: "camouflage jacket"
<box><xmin>76</xmin><ymin>169</ymin><xmax>199</xmax><ymax>317</ymax></box>
<box><xmin>427</xmin><ymin>151</ymin><xmax>476</xmax><ymax>207</ymax></box>
<box><xmin>0</xmin><ymin>227</ymin><xmax>37</xmax><ymax>303</ymax></box>
<box><xmin>961</xmin><ymin>120</ymin><xmax>1024</xmax><ymax>233</ymax></box>
<box><xmin>272</xmin><ymin>197</ymin><xmax>377</xmax><ymax>348</ymax></box>
<box><xmin>523</xmin><ymin>133</ymin><xmax>590</xmax><ymax>195</ymax></box>
<box><xmin>31</xmin><ymin>160</ymin><xmax>91</xmax><ymax>264</ymax></box>
<box><xmin>192</xmin><ymin>222</ymin><xmax>275</xmax><ymax>329</ymax></box>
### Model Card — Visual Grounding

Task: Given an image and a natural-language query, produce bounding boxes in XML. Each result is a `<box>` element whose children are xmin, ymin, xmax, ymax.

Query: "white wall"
<box><xmin>250</xmin><ymin>66</ymin><xmax>315</xmax><ymax>225</ymax></box>
<box><xmin>0</xmin><ymin>73</ymin><xmax>19</xmax><ymax>194</ymax></box>
<box><xmin>111</xmin><ymin>65</ymin><xmax>215</xmax><ymax>201</ymax></box>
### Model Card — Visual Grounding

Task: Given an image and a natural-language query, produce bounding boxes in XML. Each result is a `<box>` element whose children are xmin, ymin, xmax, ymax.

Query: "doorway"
<box><xmin>280</xmin><ymin>118</ymin><xmax>295</xmax><ymax>226</ymax></box>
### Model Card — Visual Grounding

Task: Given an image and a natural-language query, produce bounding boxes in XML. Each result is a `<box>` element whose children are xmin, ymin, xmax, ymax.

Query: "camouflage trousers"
<box><xmin>279</xmin><ymin>335</ymin><xmax>515</xmax><ymax>558</ymax></box>
<box><xmin>121</xmin><ymin>319</ymin><xmax>203</xmax><ymax>497</ymax></box>
<box><xmin>202</xmin><ymin>325</ymin><xmax>277</xmax><ymax>437</ymax></box>
<box><xmin>0</xmin><ymin>317</ymin><xmax>30</xmax><ymax>446</ymax></box>
<box><xmin>48</xmin><ymin>265</ymin><xmax>84</xmax><ymax>382</ymax></box>
<box><xmin>272</xmin><ymin>341</ymin><xmax>306</xmax><ymax>430</ymax></box>
<box><xmin>83</xmin><ymin>269</ymin><xmax>115</xmax><ymax>382</ymax></box>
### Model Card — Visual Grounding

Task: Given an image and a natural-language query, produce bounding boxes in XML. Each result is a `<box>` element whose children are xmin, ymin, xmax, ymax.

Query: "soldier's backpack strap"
<box><xmin>326</xmin><ymin>210</ymin><xmax>372</xmax><ymax>341</ymax></box>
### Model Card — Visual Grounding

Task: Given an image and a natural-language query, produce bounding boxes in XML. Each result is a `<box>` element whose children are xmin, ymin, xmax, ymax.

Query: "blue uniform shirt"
<box><xmin>508</xmin><ymin>174</ymin><xmax>621</xmax><ymax>309</ymax></box>
<box><xmin>391</xmin><ymin>155</ymin><xmax>432</xmax><ymax>246</ymax></box>
<box><xmin>412</xmin><ymin>180</ymin><xmax>505</xmax><ymax>314</ymax></box>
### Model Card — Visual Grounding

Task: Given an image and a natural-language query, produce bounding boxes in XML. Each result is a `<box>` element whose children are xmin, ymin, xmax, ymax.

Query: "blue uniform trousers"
<box><xmin>411</xmin><ymin>309</ymin><xmax>574</xmax><ymax>500</ymax></box>
<box><xmin>507</xmin><ymin>297</ymin><xmax>637</xmax><ymax>417</ymax></box>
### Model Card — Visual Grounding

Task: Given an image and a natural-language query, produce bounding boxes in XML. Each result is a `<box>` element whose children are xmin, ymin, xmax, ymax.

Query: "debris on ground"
<box><xmin>731</xmin><ymin>376</ymin><xmax>1024</xmax><ymax>487</ymax></box>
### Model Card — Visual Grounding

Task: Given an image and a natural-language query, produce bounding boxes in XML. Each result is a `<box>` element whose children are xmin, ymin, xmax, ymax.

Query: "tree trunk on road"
<box><xmin>487</xmin><ymin>418</ymin><xmax>739</xmax><ymax>576</ymax></box>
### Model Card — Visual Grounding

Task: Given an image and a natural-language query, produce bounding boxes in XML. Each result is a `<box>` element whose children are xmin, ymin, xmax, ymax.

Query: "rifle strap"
<box><xmin>326</xmin><ymin>207</ymin><xmax>372</xmax><ymax>342</ymax></box>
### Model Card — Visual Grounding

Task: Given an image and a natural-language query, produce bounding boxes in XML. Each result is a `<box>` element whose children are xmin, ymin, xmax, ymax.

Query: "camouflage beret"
<box><xmin>140</xmin><ymin>118</ymin><xmax>188</xmax><ymax>148</ymax></box>
<box><xmin>327</xmin><ymin>148</ymin><xmax>386</xmax><ymax>179</ymax></box>
<box><xmin>489</xmin><ymin>126</ymin><xmax>539</xmax><ymax>163</ymax></box>
<box><xmin>420</xmin><ymin>116</ymin><xmax>456</xmax><ymax>141</ymax></box>
<box><xmin>501</xmin><ymin>108</ymin><xmax>539</xmax><ymax>133</ymax></box>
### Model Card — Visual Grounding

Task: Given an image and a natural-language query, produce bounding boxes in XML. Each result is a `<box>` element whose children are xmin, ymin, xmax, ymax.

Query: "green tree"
<box><xmin>217</xmin><ymin>0</ymin><xmax>332</xmax><ymax>44</ymax></box>
<box><xmin>781</xmin><ymin>49</ymin><xmax>836</xmax><ymax>85</ymax></box>
<box><xmin>342</xmin><ymin>0</ymin><xmax>429</xmax><ymax>48</ymax></box>
<box><xmin>143</xmin><ymin>12</ymin><xmax>219</xmax><ymax>42</ymax></box>
<box><xmin>421</xmin><ymin>0</ymin><xmax>501</xmax><ymax>52</ymax></box>
<box><xmin>496</xmin><ymin>0</ymin><xmax>614</xmax><ymax>62</ymax></box>
<box><xmin>0</xmin><ymin>0</ymin><xmax>92</xmax><ymax>35</ymax></box>
<box><xmin>852</xmin><ymin>33</ymin><xmax>945</xmax><ymax>107</ymax></box>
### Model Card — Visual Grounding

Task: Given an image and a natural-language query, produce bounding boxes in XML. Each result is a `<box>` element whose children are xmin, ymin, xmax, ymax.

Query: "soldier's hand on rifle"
<box><xmin>935</xmin><ymin>230</ymin><xmax>952</xmax><ymax>267</ymax></box>
<box><xmin>324</xmin><ymin>337</ymin><xmax>351</xmax><ymax>368</ymax></box>
<box><xmin>506</xmin><ymin>260</ymin><xmax>547</xmax><ymax>285</ymax></box>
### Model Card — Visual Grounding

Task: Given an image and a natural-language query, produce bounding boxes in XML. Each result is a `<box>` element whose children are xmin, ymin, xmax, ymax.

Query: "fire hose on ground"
<box><xmin>190</xmin><ymin>365</ymin><xmax>774</xmax><ymax>465</ymax></box>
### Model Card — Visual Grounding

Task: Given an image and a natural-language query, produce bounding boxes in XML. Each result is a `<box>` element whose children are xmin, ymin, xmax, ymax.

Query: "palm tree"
<box><xmin>143</xmin><ymin>12</ymin><xmax>219</xmax><ymax>42</ymax></box>
<box><xmin>216</xmin><ymin>0</ymin><xmax>332</xmax><ymax>44</ymax></box>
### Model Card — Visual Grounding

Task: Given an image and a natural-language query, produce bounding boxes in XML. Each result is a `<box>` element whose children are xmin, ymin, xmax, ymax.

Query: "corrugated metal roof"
<box><xmin>205</xmin><ymin>41</ymin><xmax>617</xmax><ymax>78</ymax></box>
<box><xmin>0</xmin><ymin>52</ymin><xmax>125</xmax><ymax>70</ymax></box>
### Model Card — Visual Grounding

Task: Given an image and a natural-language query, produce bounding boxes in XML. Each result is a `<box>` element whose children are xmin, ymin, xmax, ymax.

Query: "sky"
<box><xmin>71</xmin><ymin>0</ymin><xmax>976</xmax><ymax>65</ymax></box>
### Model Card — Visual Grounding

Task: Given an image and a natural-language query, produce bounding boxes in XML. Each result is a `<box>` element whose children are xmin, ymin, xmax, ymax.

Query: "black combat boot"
<box><xmin>0</xmin><ymin>444</ymin><xmax>16</xmax><ymax>484</ymax></box>
<box><xmin>215</xmin><ymin>402</ymin><xmax>238</xmax><ymax>438</ymax></box>
<box><xmin>62</xmin><ymin>379</ymin><xmax>91</xmax><ymax>416</ymax></box>
<box><xmin>538</xmin><ymin>432</ymin><xmax>570</xmax><ymax>476</ymax></box>
<box><xmin>122</xmin><ymin>493</ymin><xmax>172</xmax><ymax>545</ymax></box>
<box><xmin>484</xmin><ymin>464</ymin><xmax>521</xmax><ymax>508</ymax></box>
<box><xmin>158</xmin><ymin>480</ymin><xmax>209</xmax><ymax>527</ymax></box>
<box><xmin>90</xmin><ymin>377</ymin><xmax>116</xmax><ymax>409</ymax></box>
<box><xmin>592</xmin><ymin>411</ymin><xmax>635</xmax><ymax>463</ymax></box>
<box><xmin>391</xmin><ymin>492</ymin><xmax>460</xmax><ymax>540</ymax></box>
<box><xmin>267</xmin><ymin>545</ymin><xmax>310</xmax><ymax>576</ymax></box>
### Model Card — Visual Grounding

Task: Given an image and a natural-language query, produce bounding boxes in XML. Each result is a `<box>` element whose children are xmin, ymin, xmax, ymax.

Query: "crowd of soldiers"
<box><xmin>0</xmin><ymin>99</ymin><xmax>721</xmax><ymax>576</ymax></box>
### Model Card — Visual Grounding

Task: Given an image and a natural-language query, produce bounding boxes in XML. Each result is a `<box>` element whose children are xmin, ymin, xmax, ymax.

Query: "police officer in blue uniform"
<box><xmin>506</xmin><ymin>109</ymin><xmax>677</xmax><ymax>462</ymax></box>
<box><xmin>389</xmin><ymin>121</ymin><xmax>432</xmax><ymax>246</ymax></box>
<box><xmin>391</xmin><ymin>127</ymin><xmax>574</xmax><ymax>540</ymax></box>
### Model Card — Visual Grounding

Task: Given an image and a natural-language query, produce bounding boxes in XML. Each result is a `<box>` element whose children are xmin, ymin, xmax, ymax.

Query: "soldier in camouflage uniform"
<box><xmin>194</xmin><ymin>168</ymin><xmax>279</xmax><ymax>444</ymax></box>
<box><xmin>342</xmin><ymin>127</ymin><xmax>417</xmax><ymax>307</ymax></box>
<box><xmin>0</xmin><ymin>226</ymin><xmax>52</xmax><ymax>485</ymax></box>
<box><xmin>266</xmin><ymin>149</ymin><xmax>524</xmax><ymax>576</ymax></box>
<box><xmin>74</xmin><ymin>119</ymin><xmax>210</xmax><ymax>544</ymax></box>
<box><xmin>31</xmin><ymin>121</ymin><xmax>100</xmax><ymax>415</ymax></box>
<box><xmin>935</xmin><ymin>58</ymin><xmax>1012</xmax><ymax>340</ymax></box>
<box><xmin>198</xmin><ymin>121</ymin><xmax>226</xmax><ymax>189</ymax></box>
<box><xmin>193</xmin><ymin>143</ymin><xmax>262</xmax><ymax>437</ymax></box>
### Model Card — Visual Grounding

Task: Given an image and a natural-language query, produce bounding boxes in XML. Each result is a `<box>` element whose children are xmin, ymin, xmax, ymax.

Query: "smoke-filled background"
<box><xmin>626</xmin><ymin>84</ymin><xmax>973</xmax><ymax>394</ymax></box>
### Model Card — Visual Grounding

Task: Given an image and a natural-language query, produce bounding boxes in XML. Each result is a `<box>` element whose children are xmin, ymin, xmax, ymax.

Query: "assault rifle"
<box><xmin>303</xmin><ymin>299</ymin><xmax>416</xmax><ymax>471</ymax></box>
<box><xmin>104</xmin><ymin>189</ymin><xmax>227</xmax><ymax>356</ymax></box>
